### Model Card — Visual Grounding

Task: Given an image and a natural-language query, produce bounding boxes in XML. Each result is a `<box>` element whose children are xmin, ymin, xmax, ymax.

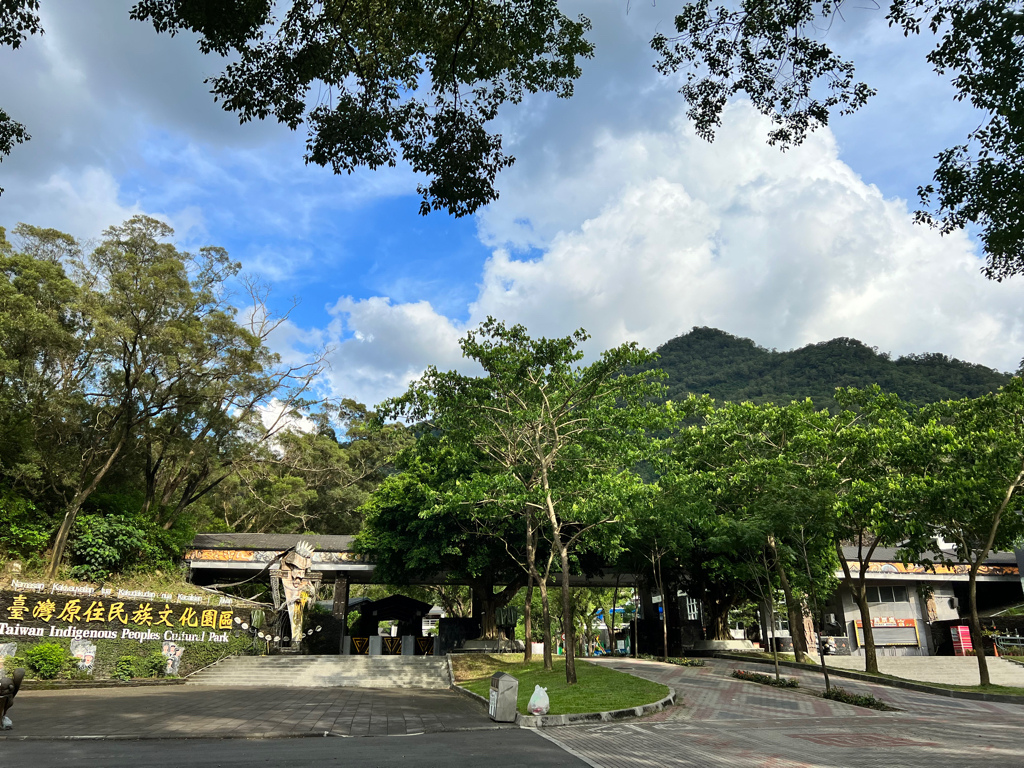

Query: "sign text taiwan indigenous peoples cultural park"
<box><xmin>0</xmin><ymin>580</ymin><xmax>251</xmax><ymax>676</ymax></box>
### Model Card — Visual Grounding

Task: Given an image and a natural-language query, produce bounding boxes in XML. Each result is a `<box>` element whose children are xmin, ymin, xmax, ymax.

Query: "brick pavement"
<box><xmin>1</xmin><ymin>685</ymin><xmax>505</xmax><ymax>739</ymax></box>
<box><xmin>537</xmin><ymin>657</ymin><xmax>1024</xmax><ymax>768</ymax></box>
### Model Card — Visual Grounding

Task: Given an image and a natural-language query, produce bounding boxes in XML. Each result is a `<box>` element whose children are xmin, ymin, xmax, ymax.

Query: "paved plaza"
<box><xmin>5</xmin><ymin>656</ymin><xmax>1024</xmax><ymax>767</ymax></box>
<box><xmin>539</xmin><ymin>657</ymin><xmax>1024</xmax><ymax>767</ymax></box>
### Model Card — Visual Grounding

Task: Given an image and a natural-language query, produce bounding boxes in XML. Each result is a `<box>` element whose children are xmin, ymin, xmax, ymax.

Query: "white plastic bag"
<box><xmin>527</xmin><ymin>684</ymin><xmax>550</xmax><ymax>715</ymax></box>
<box><xmin>1</xmin><ymin>716</ymin><xmax>11</xmax><ymax>731</ymax></box>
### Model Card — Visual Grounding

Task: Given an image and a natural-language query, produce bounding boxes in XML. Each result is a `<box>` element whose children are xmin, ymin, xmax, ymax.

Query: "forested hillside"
<box><xmin>652</xmin><ymin>327</ymin><xmax>1014</xmax><ymax>409</ymax></box>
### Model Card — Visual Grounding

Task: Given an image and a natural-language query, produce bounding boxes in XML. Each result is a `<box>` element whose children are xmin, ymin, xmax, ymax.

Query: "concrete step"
<box><xmin>186</xmin><ymin>654</ymin><xmax>452</xmax><ymax>689</ymax></box>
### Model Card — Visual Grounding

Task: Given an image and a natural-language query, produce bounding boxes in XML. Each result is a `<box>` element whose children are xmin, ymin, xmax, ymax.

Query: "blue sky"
<box><xmin>2</xmin><ymin>1</ymin><xmax>1022</xmax><ymax>408</ymax></box>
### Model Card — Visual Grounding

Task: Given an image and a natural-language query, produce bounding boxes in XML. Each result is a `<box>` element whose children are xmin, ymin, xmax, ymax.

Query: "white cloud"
<box><xmin>256</xmin><ymin>398</ymin><xmax>317</xmax><ymax>436</ymax></box>
<box><xmin>323</xmin><ymin>296</ymin><xmax>470</xmax><ymax>407</ymax></box>
<box><xmin>320</xmin><ymin>102</ymin><xmax>1024</xmax><ymax>407</ymax></box>
<box><xmin>2</xmin><ymin>167</ymin><xmax>141</xmax><ymax>240</ymax></box>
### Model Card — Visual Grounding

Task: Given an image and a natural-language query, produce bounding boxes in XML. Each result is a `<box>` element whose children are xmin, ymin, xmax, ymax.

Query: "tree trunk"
<box><xmin>767</xmin><ymin>597</ymin><xmax>780</xmax><ymax>681</ymax></box>
<box><xmin>538</xmin><ymin>576</ymin><xmax>553</xmax><ymax>670</ymax></box>
<box><xmin>835</xmin><ymin>538</ymin><xmax>879</xmax><ymax>674</ymax></box>
<box><xmin>524</xmin><ymin>576</ymin><xmax>534</xmax><ymax>662</ymax></box>
<box><xmin>524</xmin><ymin>512</ymin><xmax>537</xmax><ymax>662</ymax></box>
<box><xmin>609</xmin><ymin>578</ymin><xmax>619</xmax><ymax>656</ymax></box>
<box><xmin>45</xmin><ymin>435</ymin><xmax>128</xmax><ymax>580</ymax></box>
<box><xmin>705</xmin><ymin>594</ymin><xmax>734</xmax><ymax>642</ymax></box>
<box><xmin>968</xmin><ymin>566</ymin><xmax>990</xmax><ymax>686</ymax></box>
<box><xmin>653</xmin><ymin>551</ymin><xmax>668</xmax><ymax>661</ymax></box>
<box><xmin>558</xmin><ymin>541</ymin><xmax>577</xmax><ymax>684</ymax></box>
<box><xmin>965</xmin><ymin>463</ymin><xmax>1023</xmax><ymax>687</ymax></box>
<box><xmin>774</xmin><ymin>558</ymin><xmax>807</xmax><ymax>663</ymax></box>
<box><xmin>472</xmin><ymin>582</ymin><xmax>499</xmax><ymax>640</ymax></box>
<box><xmin>852</xmin><ymin>581</ymin><xmax>879</xmax><ymax>675</ymax></box>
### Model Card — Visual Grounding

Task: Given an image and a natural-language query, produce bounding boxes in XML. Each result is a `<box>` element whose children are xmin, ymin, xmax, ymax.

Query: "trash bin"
<box><xmin>488</xmin><ymin>671</ymin><xmax>519</xmax><ymax>722</ymax></box>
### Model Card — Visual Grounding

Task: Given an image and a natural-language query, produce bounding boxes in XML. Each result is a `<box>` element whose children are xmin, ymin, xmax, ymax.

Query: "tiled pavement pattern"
<box><xmin>4</xmin><ymin>685</ymin><xmax>504</xmax><ymax>739</ymax></box>
<box><xmin>538</xmin><ymin>657</ymin><xmax>1024</xmax><ymax>768</ymax></box>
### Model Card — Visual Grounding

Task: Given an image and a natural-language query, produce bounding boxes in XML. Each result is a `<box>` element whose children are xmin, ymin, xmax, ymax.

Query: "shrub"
<box><xmin>113</xmin><ymin>656</ymin><xmax>136</xmax><ymax>681</ymax></box>
<box><xmin>731</xmin><ymin>669</ymin><xmax>800</xmax><ymax>688</ymax></box>
<box><xmin>69</xmin><ymin>512</ymin><xmax>153</xmax><ymax>580</ymax></box>
<box><xmin>23</xmin><ymin>643</ymin><xmax>75</xmax><ymax>679</ymax></box>
<box><xmin>140</xmin><ymin>651</ymin><xmax>167</xmax><ymax>678</ymax></box>
<box><xmin>639</xmin><ymin>654</ymin><xmax>705</xmax><ymax>666</ymax></box>
<box><xmin>0</xmin><ymin>489</ymin><xmax>51</xmax><ymax>560</ymax></box>
<box><xmin>667</xmin><ymin>657</ymin><xmax>705</xmax><ymax>667</ymax></box>
<box><xmin>821</xmin><ymin>686</ymin><xmax>897</xmax><ymax>711</ymax></box>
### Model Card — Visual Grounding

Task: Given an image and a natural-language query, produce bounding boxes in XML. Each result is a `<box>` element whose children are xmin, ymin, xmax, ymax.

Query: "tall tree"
<box><xmin>662</xmin><ymin>398</ymin><xmax>824</xmax><ymax>655</ymax></box>
<box><xmin>8</xmin><ymin>216</ymin><xmax>320</xmax><ymax>578</ymax></box>
<box><xmin>382</xmin><ymin>318</ymin><xmax>668</xmax><ymax>684</ymax></box>
<box><xmin>910</xmin><ymin>379</ymin><xmax>1024</xmax><ymax>686</ymax></box>
<box><xmin>356</xmin><ymin>434</ymin><xmax>526</xmax><ymax>637</ymax></box>
<box><xmin>0</xmin><ymin>224</ymin><xmax>83</xmax><ymax>487</ymax></box>
<box><xmin>798</xmin><ymin>387</ymin><xmax>930</xmax><ymax>674</ymax></box>
<box><xmin>216</xmin><ymin>400</ymin><xmax>410</xmax><ymax>534</ymax></box>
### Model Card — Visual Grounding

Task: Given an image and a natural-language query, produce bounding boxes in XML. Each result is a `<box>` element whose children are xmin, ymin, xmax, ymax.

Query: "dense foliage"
<box><xmin>650</xmin><ymin>327</ymin><xmax>1011</xmax><ymax>410</ymax></box>
<box><xmin>3</xmin><ymin>0</ymin><xmax>593</xmax><ymax>217</ymax></box>
<box><xmin>0</xmin><ymin>219</ymin><xmax>407</xmax><ymax>577</ymax></box>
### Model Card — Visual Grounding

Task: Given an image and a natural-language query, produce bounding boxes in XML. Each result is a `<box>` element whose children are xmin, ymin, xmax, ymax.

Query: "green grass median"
<box><xmin>452</xmin><ymin>654</ymin><xmax>669</xmax><ymax>716</ymax></box>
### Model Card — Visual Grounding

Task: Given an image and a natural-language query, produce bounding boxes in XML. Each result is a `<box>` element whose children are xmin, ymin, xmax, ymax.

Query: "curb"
<box><xmin>0</xmin><ymin>731</ymin><xmax>341</xmax><ymax>741</ymax></box>
<box><xmin>452</xmin><ymin>683</ymin><xmax>676</xmax><ymax>728</ymax></box>
<box><xmin>714</xmin><ymin>653</ymin><xmax>1024</xmax><ymax>705</ymax></box>
<box><xmin>21</xmin><ymin>678</ymin><xmax>187</xmax><ymax>691</ymax></box>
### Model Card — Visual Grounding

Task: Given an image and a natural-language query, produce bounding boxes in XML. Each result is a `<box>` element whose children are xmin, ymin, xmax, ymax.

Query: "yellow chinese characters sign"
<box><xmin>0</xmin><ymin>589</ymin><xmax>238</xmax><ymax>632</ymax></box>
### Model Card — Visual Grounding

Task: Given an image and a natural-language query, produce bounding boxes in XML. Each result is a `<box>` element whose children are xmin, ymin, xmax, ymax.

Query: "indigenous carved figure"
<box><xmin>0</xmin><ymin>667</ymin><xmax>24</xmax><ymax>729</ymax></box>
<box><xmin>271</xmin><ymin>541</ymin><xmax>321</xmax><ymax>649</ymax></box>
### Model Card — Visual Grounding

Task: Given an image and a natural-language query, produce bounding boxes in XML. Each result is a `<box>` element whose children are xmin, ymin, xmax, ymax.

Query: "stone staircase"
<box><xmin>821</xmin><ymin>654</ymin><xmax>1024</xmax><ymax>687</ymax></box>
<box><xmin>185</xmin><ymin>655</ymin><xmax>452</xmax><ymax>689</ymax></box>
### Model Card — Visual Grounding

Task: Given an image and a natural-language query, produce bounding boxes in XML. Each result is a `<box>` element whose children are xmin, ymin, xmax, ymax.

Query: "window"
<box><xmin>866</xmin><ymin>586</ymin><xmax>909</xmax><ymax>604</ymax></box>
<box><xmin>685</xmin><ymin>596</ymin><xmax>701</xmax><ymax>622</ymax></box>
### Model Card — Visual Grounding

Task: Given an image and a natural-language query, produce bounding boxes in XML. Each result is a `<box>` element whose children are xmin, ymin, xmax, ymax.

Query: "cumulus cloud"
<box><xmin>322</xmin><ymin>102</ymin><xmax>1024</xmax><ymax>408</ymax></box>
<box><xmin>256</xmin><ymin>398</ymin><xmax>317</xmax><ymax>436</ymax></box>
<box><xmin>323</xmin><ymin>296</ymin><xmax>470</xmax><ymax>407</ymax></box>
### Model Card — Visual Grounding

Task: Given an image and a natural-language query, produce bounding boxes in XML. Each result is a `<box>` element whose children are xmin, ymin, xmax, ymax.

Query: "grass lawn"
<box><xmin>452</xmin><ymin>654</ymin><xmax>669</xmax><ymax>716</ymax></box>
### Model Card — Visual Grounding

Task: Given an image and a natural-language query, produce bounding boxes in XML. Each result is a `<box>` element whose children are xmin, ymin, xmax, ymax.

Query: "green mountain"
<box><xmin>652</xmin><ymin>327</ymin><xmax>1014</xmax><ymax>410</ymax></box>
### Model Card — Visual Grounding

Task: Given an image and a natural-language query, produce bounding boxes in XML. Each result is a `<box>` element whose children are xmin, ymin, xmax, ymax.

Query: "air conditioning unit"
<box><xmin>948</xmin><ymin>597</ymin><xmax>959</xmax><ymax>611</ymax></box>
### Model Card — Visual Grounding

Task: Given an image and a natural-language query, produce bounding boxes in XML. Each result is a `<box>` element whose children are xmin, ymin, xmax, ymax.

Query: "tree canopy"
<box><xmin>0</xmin><ymin>217</ymin><xmax>407</xmax><ymax>580</ymax></box>
<box><xmin>0</xmin><ymin>0</ymin><xmax>592</xmax><ymax>214</ymax></box>
<box><xmin>377</xmin><ymin>318</ymin><xmax>669</xmax><ymax>682</ymax></box>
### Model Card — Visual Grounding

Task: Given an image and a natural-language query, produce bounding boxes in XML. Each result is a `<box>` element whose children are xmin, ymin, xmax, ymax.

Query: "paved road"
<box><xmin>3</xmin><ymin>685</ymin><xmax>501</xmax><ymax>738</ymax></box>
<box><xmin>0</xmin><ymin>731</ymin><xmax>589</xmax><ymax>768</ymax></box>
<box><xmin>538</xmin><ymin>657</ymin><xmax>1024</xmax><ymax>768</ymax></box>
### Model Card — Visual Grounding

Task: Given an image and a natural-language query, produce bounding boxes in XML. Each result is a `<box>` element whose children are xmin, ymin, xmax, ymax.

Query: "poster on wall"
<box><xmin>70</xmin><ymin>639</ymin><xmax>97</xmax><ymax>672</ymax></box>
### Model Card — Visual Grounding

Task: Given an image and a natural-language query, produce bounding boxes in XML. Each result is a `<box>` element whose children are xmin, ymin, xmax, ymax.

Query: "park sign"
<box><xmin>0</xmin><ymin>587</ymin><xmax>249</xmax><ymax>645</ymax></box>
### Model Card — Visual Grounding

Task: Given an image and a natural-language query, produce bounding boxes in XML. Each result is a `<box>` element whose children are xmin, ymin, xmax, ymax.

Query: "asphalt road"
<box><xmin>0</xmin><ymin>730</ymin><xmax>588</xmax><ymax>768</ymax></box>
